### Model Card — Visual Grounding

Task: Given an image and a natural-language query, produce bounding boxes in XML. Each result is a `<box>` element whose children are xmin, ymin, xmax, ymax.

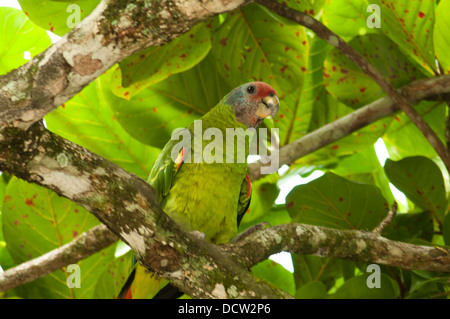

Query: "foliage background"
<box><xmin>0</xmin><ymin>0</ymin><xmax>449</xmax><ymax>298</ymax></box>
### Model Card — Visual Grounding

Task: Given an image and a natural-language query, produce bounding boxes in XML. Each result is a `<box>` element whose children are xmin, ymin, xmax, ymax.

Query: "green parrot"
<box><xmin>119</xmin><ymin>82</ymin><xmax>279</xmax><ymax>299</ymax></box>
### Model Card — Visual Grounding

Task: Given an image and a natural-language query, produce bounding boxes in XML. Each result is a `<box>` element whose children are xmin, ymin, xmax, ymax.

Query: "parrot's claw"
<box><xmin>230</xmin><ymin>222</ymin><xmax>271</xmax><ymax>243</ymax></box>
<box><xmin>189</xmin><ymin>230</ymin><xmax>206</xmax><ymax>241</ymax></box>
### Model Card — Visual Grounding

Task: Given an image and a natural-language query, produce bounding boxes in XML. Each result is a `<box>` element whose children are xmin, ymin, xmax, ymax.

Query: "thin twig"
<box><xmin>258</xmin><ymin>0</ymin><xmax>450</xmax><ymax>175</ymax></box>
<box><xmin>373</xmin><ymin>201</ymin><xmax>398</xmax><ymax>235</ymax></box>
<box><xmin>0</xmin><ymin>224</ymin><xmax>118</xmax><ymax>292</ymax></box>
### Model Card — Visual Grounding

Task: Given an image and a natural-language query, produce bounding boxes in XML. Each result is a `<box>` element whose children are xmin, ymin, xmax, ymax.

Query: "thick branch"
<box><xmin>0</xmin><ymin>224</ymin><xmax>117</xmax><ymax>292</ymax></box>
<box><xmin>0</xmin><ymin>0</ymin><xmax>249</xmax><ymax>130</ymax></box>
<box><xmin>225</xmin><ymin>223</ymin><xmax>450</xmax><ymax>273</ymax></box>
<box><xmin>258</xmin><ymin>0</ymin><xmax>450</xmax><ymax>175</ymax></box>
<box><xmin>0</xmin><ymin>122</ymin><xmax>289</xmax><ymax>298</ymax></box>
<box><xmin>250</xmin><ymin>74</ymin><xmax>450</xmax><ymax>180</ymax></box>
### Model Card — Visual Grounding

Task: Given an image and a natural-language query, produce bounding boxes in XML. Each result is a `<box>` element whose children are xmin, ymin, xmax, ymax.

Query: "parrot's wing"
<box><xmin>237</xmin><ymin>172</ymin><xmax>252</xmax><ymax>227</ymax></box>
<box><xmin>147</xmin><ymin>128</ymin><xmax>190</xmax><ymax>203</ymax></box>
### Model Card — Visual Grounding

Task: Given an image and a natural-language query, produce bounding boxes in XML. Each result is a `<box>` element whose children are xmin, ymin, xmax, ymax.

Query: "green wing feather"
<box><xmin>147</xmin><ymin>128</ymin><xmax>190</xmax><ymax>203</ymax></box>
<box><xmin>237</xmin><ymin>171</ymin><xmax>252</xmax><ymax>227</ymax></box>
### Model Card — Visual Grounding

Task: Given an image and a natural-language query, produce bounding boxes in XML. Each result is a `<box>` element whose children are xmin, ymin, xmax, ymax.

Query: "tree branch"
<box><xmin>250</xmin><ymin>74</ymin><xmax>450</xmax><ymax>180</ymax></box>
<box><xmin>0</xmin><ymin>0</ymin><xmax>250</xmax><ymax>130</ymax></box>
<box><xmin>0</xmin><ymin>224</ymin><xmax>117</xmax><ymax>292</ymax></box>
<box><xmin>258</xmin><ymin>0</ymin><xmax>450</xmax><ymax>175</ymax></box>
<box><xmin>1</xmin><ymin>74</ymin><xmax>450</xmax><ymax>294</ymax></box>
<box><xmin>0</xmin><ymin>122</ymin><xmax>290</xmax><ymax>298</ymax></box>
<box><xmin>226</xmin><ymin>223</ymin><xmax>450</xmax><ymax>273</ymax></box>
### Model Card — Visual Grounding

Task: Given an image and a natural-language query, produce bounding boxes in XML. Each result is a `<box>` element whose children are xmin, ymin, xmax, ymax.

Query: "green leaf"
<box><xmin>286</xmin><ymin>172</ymin><xmax>388</xmax><ymax>230</ymax></box>
<box><xmin>295</xmin><ymin>281</ymin><xmax>327</xmax><ymax>299</ymax></box>
<box><xmin>282</xmin><ymin>0</ymin><xmax>325</xmax><ymax>17</ymax></box>
<box><xmin>116</xmin><ymin>22</ymin><xmax>211</xmax><ymax>97</ymax></box>
<box><xmin>18</xmin><ymin>0</ymin><xmax>100</xmax><ymax>36</ymax></box>
<box><xmin>329</xmin><ymin>273</ymin><xmax>397</xmax><ymax>299</ymax></box>
<box><xmin>45</xmin><ymin>70</ymin><xmax>160</xmax><ymax>180</ymax></box>
<box><xmin>384</xmin><ymin>156</ymin><xmax>446</xmax><ymax>222</ymax></box>
<box><xmin>383</xmin><ymin>211</ymin><xmax>434</xmax><ymax>243</ymax></box>
<box><xmin>2</xmin><ymin>177</ymin><xmax>108</xmax><ymax>298</ymax></box>
<box><xmin>332</xmin><ymin>145</ymin><xmax>395</xmax><ymax>206</ymax></box>
<box><xmin>0</xmin><ymin>7</ymin><xmax>51</xmax><ymax>76</ymax></box>
<box><xmin>291</xmin><ymin>254</ymin><xmax>342</xmax><ymax>290</ymax></box>
<box><xmin>276</xmin><ymin>36</ymin><xmax>330</xmax><ymax>146</ymax></box>
<box><xmin>434</xmin><ymin>0</ymin><xmax>450</xmax><ymax>74</ymax></box>
<box><xmin>324</xmin><ymin>34</ymin><xmax>426</xmax><ymax>109</ymax></box>
<box><xmin>93</xmin><ymin>249</ymin><xmax>134</xmax><ymax>299</ymax></box>
<box><xmin>252</xmin><ymin>259</ymin><xmax>295</xmax><ymax>296</ymax></box>
<box><xmin>383</xmin><ymin>101</ymin><xmax>446</xmax><ymax>160</ymax></box>
<box><xmin>322</xmin><ymin>0</ymin><xmax>379</xmax><ymax>38</ymax></box>
<box><xmin>108</xmin><ymin>53</ymin><xmax>231</xmax><ymax>148</ymax></box>
<box><xmin>211</xmin><ymin>4</ymin><xmax>308</xmax><ymax>99</ymax></box>
<box><xmin>323</xmin><ymin>0</ymin><xmax>436</xmax><ymax>75</ymax></box>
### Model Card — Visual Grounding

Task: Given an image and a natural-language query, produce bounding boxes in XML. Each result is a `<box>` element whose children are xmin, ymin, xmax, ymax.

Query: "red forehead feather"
<box><xmin>251</xmin><ymin>81</ymin><xmax>277</xmax><ymax>99</ymax></box>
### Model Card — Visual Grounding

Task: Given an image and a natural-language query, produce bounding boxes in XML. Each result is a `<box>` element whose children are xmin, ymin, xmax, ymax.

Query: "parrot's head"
<box><xmin>225</xmin><ymin>82</ymin><xmax>279</xmax><ymax>128</ymax></box>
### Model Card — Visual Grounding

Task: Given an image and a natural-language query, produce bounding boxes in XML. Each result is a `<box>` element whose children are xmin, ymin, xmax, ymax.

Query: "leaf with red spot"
<box><xmin>383</xmin><ymin>100</ymin><xmax>445</xmax><ymax>159</ymax></box>
<box><xmin>211</xmin><ymin>3</ymin><xmax>308</xmax><ymax>99</ymax></box>
<box><xmin>286</xmin><ymin>172</ymin><xmax>388</xmax><ymax>230</ymax></box>
<box><xmin>2</xmin><ymin>177</ymin><xmax>114</xmax><ymax>298</ymax></box>
<box><xmin>18</xmin><ymin>0</ymin><xmax>100</xmax><ymax>36</ymax></box>
<box><xmin>114</xmin><ymin>22</ymin><xmax>211</xmax><ymax>97</ymax></box>
<box><xmin>108</xmin><ymin>53</ymin><xmax>232</xmax><ymax>148</ymax></box>
<box><xmin>322</xmin><ymin>0</ymin><xmax>436</xmax><ymax>75</ymax></box>
<box><xmin>384</xmin><ymin>156</ymin><xmax>446</xmax><ymax>223</ymax></box>
<box><xmin>282</xmin><ymin>0</ymin><xmax>326</xmax><ymax>16</ymax></box>
<box><xmin>434</xmin><ymin>0</ymin><xmax>450</xmax><ymax>74</ymax></box>
<box><xmin>324</xmin><ymin>34</ymin><xmax>426</xmax><ymax>109</ymax></box>
<box><xmin>45</xmin><ymin>71</ymin><xmax>160</xmax><ymax>180</ymax></box>
<box><xmin>276</xmin><ymin>36</ymin><xmax>328</xmax><ymax>146</ymax></box>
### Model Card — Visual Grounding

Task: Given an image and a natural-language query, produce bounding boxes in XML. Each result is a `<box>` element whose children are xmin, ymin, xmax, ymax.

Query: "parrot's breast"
<box><xmin>161</xmin><ymin>162</ymin><xmax>247</xmax><ymax>244</ymax></box>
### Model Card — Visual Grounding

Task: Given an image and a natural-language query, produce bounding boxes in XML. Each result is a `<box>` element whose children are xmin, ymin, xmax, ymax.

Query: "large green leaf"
<box><xmin>276</xmin><ymin>36</ymin><xmax>330</xmax><ymax>146</ymax></box>
<box><xmin>295</xmin><ymin>281</ymin><xmax>327</xmax><ymax>299</ymax></box>
<box><xmin>2</xmin><ymin>177</ymin><xmax>112</xmax><ymax>298</ymax></box>
<box><xmin>383</xmin><ymin>211</ymin><xmax>434</xmax><ymax>243</ymax></box>
<box><xmin>93</xmin><ymin>249</ymin><xmax>134</xmax><ymax>299</ymax></box>
<box><xmin>211</xmin><ymin>4</ymin><xmax>308</xmax><ymax>99</ymax></box>
<box><xmin>383</xmin><ymin>101</ymin><xmax>445</xmax><ymax>160</ymax></box>
<box><xmin>252</xmin><ymin>259</ymin><xmax>295</xmax><ymax>296</ymax></box>
<box><xmin>108</xmin><ymin>53</ymin><xmax>231</xmax><ymax>148</ymax></box>
<box><xmin>434</xmin><ymin>0</ymin><xmax>450</xmax><ymax>74</ymax></box>
<box><xmin>332</xmin><ymin>145</ymin><xmax>395</xmax><ymax>206</ymax></box>
<box><xmin>329</xmin><ymin>273</ymin><xmax>397</xmax><ymax>299</ymax></box>
<box><xmin>45</xmin><ymin>70</ymin><xmax>160</xmax><ymax>180</ymax></box>
<box><xmin>115</xmin><ymin>22</ymin><xmax>211</xmax><ymax>97</ymax></box>
<box><xmin>324</xmin><ymin>34</ymin><xmax>426</xmax><ymax>109</ymax></box>
<box><xmin>291</xmin><ymin>254</ymin><xmax>342</xmax><ymax>290</ymax></box>
<box><xmin>322</xmin><ymin>0</ymin><xmax>436</xmax><ymax>75</ymax></box>
<box><xmin>384</xmin><ymin>156</ymin><xmax>446</xmax><ymax>222</ymax></box>
<box><xmin>322</xmin><ymin>0</ymin><xmax>379</xmax><ymax>38</ymax></box>
<box><xmin>286</xmin><ymin>172</ymin><xmax>388</xmax><ymax>230</ymax></box>
<box><xmin>18</xmin><ymin>0</ymin><xmax>100</xmax><ymax>36</ymax></box>
<box><xmin>0</xmin><ymin>7</ymin><xmax>51</xmax><ymax>76</ymax></box>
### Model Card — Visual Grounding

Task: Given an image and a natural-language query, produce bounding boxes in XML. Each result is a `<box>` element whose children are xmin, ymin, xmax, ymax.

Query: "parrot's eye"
<box><xmin>246</xmin><ymin>85</ymin><xmax>256</xmax><ymax>95</ymax></box>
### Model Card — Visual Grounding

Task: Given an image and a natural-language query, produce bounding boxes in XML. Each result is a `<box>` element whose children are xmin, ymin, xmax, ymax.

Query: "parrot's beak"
<box><xmin>256</xmin><ymin>95</ymin><xmax>280</xmax><ymax>120</ymax></box>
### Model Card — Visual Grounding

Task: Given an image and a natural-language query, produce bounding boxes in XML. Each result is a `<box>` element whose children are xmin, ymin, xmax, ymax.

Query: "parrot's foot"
<box><xmin>230</xmin><ymin>222</ymin><xmax>271</xmax><ymax>243</ymax></box>
<box><xmin>189</xmin><ymin>230</ymin><xmax>205</xmax><ymax>241</ymax></box>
